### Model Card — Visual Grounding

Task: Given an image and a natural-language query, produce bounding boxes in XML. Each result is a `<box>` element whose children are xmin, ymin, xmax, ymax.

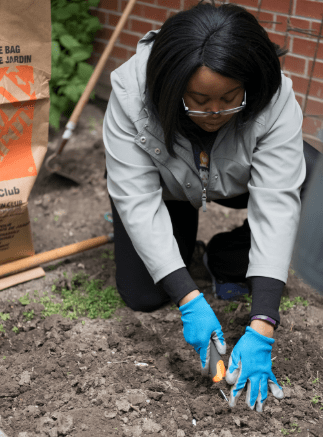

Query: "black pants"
<box><xmin>109</xmin><ymin>141</ymin><xmax>320</xmax><ymax>311</ymax></box>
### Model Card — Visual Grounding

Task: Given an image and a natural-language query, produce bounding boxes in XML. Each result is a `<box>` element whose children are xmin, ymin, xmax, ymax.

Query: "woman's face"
<box><xmin>183</xmin><ymin>66</ymin><xmax>244</xmax><ymax>132</ymax></box>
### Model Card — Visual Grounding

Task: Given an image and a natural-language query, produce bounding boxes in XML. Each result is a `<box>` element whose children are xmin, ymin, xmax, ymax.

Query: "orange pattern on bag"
<box><xmin>0</xmin><ymin>65</ymin><xmax>37</xmax><ymax>182</ymax></box>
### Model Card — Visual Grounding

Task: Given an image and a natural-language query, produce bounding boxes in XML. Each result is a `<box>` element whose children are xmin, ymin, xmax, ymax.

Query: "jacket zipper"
<box><xmin>202</xmin><ymin>185</ymin><xmax>207</xmax><ymax>212</ymax></box>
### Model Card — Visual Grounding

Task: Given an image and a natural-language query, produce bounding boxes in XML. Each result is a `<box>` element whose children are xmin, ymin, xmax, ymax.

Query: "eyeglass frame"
<box><xmin>182</xmin><ymin>90</ymin><xmax>246</xmax><ymax>117</ymax></box>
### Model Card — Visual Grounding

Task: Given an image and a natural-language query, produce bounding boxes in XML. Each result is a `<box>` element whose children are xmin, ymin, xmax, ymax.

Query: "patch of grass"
<box><xmin>18</xmin><ymin>272</ymin><xmax>125</xmax><ymax>321</ymax></box>
<box><xmin>224</xmin><ymin>302</ymin><xmax>239</xmax><ymax>313</ymax></box>
<box><xmin>279</xmin><ymin>296</ymin><xmax>308</xmax><ymax>311</ymax></box>
<box><xmin>311</xmin><ymin>395</ymin><xmax>321</xmax><ymax>405</ymax></box>
<box><xmin>0</xmin><ymin>313</ymin><xmax>10</xmax><ymax>321</ymax></box>
<box><xmin>23</xmin><ymin>310</ymin><xmax>35</xmax><ymax>321</ymax></box>
<box><xmin>0</xmin><ymin>325</ymin><xmax>5</xmax><ymax>333</ymax></box>
<box><xmin>312</xmin><ymin>377</ymin><xmax>319</xmax><ymax>384</ymax></box>
<box><xmin>170</xmin><ymin>304</ymin><xmax>177</xmax><ymax>310</ymax></box>
<box><xmin>12</xmin><ymin>326</ymin><xmax>19</xmax><ymax>334</ymax></box>
<box><xmin>3</xmin><ymin>356</ymin><xmax>6</xmax><ymax>360</ymax></box>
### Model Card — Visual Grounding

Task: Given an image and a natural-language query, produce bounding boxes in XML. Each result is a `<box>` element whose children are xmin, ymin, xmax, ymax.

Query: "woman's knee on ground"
<box><xmin>115</xmin><ymin>282</ymin><xmax>171</xmax><ymax>312</ymax></box>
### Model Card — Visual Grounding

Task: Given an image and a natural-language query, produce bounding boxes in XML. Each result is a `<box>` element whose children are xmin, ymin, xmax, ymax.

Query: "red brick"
<box><xmin>302</xmin><ymin>116</ymin><xmax>322</xmax><ymax>136</ymax></box>
<box><xmin>290</xmin><ymin>74</ymin><xmax>323</xmax><ymax>99</ymax></box>
<box><xmin>93</xmin><ymin>40</ymin><xmax>107</xmax><ymax>56</ymax></box>
<box><xmin>257</xmin><ymin>11</ymin><xmax>275</xmax><ymax>30</ymax></box>
<box><xmin>293</xmin><ymin>37</ymin><xmax>322</xmax><ymax>59</ymax></box>
<box><xmin>295</xmin><ymin>94</ymin><xmax>305</xmax><ymax>108</ymax></box>
<box><xmin>108</xmin><ymin>12</ymin><xmax>121</xmax><ymax>27</ymax></box>
<box><xmin>96</xmin><ymin>26</ymin><xmax>113</xmax><ymax>41</ymax></box>
<box><xmin>283</xmin><ymin>54</ymin><xmax>307</xmax><ymax>74</ymax></box>
<box><xmin>111</xmin><ymin>45</ymin><xmax>128</xmax><ymax>59</ymax></box>
<box><xmin>119</xmin><ymin>31</ymin><xmax>141</xmax><ymax>47</ymax></box>
<box><xmin>142</xmin><ymin>4</ymin><xmax>168</xmax><ymax>21</ymax></box>
<box><xmin>183</xmin><ymin>0</ymin><xmax>198</xmax><ymax>11</ymax></box>
<box><xmin>309</xmin><ymin>79</ymin><xmax>323</xmax><ymax>99</ymax></box>
<box><xmin>267</xmin><ymin>31</ymin><xmax>286</xmax><ymax>47</ymax></box>
<box><xmin>122</xmin><ymin>2</ymin><xmax>167</xmax><ymax>22</ymax></box>
<box><xmin>138</xmin><ymin>0</ymin><xmax>157</xmax><ymax>4</ymax></box>
<box><xmin>228</xmin><ymin>0</ymin><xmax>259</xmax><ymax>8</ymax></box>
<box><xmin>311</xmin><ymin>20</ymin><xmax>323</xmax><ymax>37</ymax></box>
<box><xmin>130</xmin><ymin>18</ymin><xmax>155</xmax><ymax>33</ymax></box>
<box><xmin>97</xmin><ymin>0</ymin><xmax>118</xmax><ymax>11</ymax></box>
<box><xmin>295</xmin><ymin>0</ymin><xmax>323</xmax><ymax>19</ymax></box>
<box><xmin>157</xmin><ymin>0</ymin><xmax>181</xmax><ymax>8</ymax></box>
<box><xmin>305</xmin><ymin>97</ymin><xmax>323</xmax><ymax>115</ymax></box>
<box><xmin>308</xmin><ymin>59</ymin><xmax>323</xmax><ymax>78</ymax></box>
<box><xmin>90</xmin><ymin>9</ymin><xmax>108</xmax><ymax>26</ymax></box>
<box><xmin>274</xmin><ymin>15</ymin><xmax>288</xmax><ymax>33</ymax></box>
<box><xmin>261</xmin><ymin>0</ymin><xmax>292</xmax><ymax>15</ymax></box>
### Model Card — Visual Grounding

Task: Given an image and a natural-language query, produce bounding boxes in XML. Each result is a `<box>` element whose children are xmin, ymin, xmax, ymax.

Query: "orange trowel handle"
<box><xmin>210</xmin><ymin>340</ymin><xmax>226</xmax><ymax>383</ymax></box>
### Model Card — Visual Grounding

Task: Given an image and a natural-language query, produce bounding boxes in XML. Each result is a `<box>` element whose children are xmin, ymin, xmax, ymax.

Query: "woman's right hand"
<box><xmin>179</xmin><ymin>293</ymin><xmax>226</xmax><ymax>376</ymax></box>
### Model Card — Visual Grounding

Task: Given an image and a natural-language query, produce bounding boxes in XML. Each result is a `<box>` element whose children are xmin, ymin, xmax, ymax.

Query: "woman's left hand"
<box><xmin>225</xmin><ymin>326</ymin><xmax>284</xmax><ymax>412</ymax></box>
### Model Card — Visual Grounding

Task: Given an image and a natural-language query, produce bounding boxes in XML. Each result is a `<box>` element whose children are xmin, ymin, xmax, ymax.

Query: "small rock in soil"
<box><xmin>116</xmin><ymin>398</ymin><xmax>131</xmax><ymax>412</ymax></box>
<box><xmin>142</xmin><ymin>418</ymin><xmax>162</xmax><ymax>433</ymax></box>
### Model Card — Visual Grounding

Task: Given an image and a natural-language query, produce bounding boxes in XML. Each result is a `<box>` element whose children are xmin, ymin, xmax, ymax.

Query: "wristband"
<box><xmin>251</xmin><ymin>315</ymin><xmax>278</xmax><ymax>329</ymax></box>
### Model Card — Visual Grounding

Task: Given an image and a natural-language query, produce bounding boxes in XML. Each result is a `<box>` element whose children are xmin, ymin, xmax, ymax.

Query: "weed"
<box><xmin>281</xmin><ymin>376</ymin><xmax>291</xmax><ymax>386</ymax></box>
<box><xmin>243</xmin><ymin>295</ymin><xmax>252</xmax><ymax>305</ymax></box>
<box><xmin>18</xmin><ymin>272</ymin><xmax>125</xmax><ymax>321</ymax></box>
<box><xmin>81</xmin><ymin>320</ymin><xmax>85</xmax><ymax>325</ymax></box>
<box><xmin>12</xmin><ymin>326</ymin><xmax>19</xmax><ymax>334</ymax></box>
<box><xmin>54</xmin><ymin>215</ymin><xmax>59</xmax><ymax>222</ymax></box>
<box><xmin>3</xmin><ymin>356</ymin><xmax>6</xmax><ymax>360</ymax></box>
<box><xmin>108</xmin><ymin>250</ymin><xmax>114</xmax><ymax>261</ymax></box>
<box><xmin>19</xmin><ymin>293</ymin><xmax>31</xmax><ymax>306</ymax></box>
<box><xmin>280</xmin><ymin>429</ymin><xmax>289</xmax><ymax>436</ymax></box>
<box><xmin>312</xmin><ymin>377</ymin><xmax>319</xmax><ymax>384</ymax></box>
<box><xmin>224</xmin><ymin>302</ymin><xmax>239</xmax><ymax>313</ymax></box>
<box><xmin>279</xmin><ymin>296</ymin><xmax>308</xmax><ymax>311</ymax></box>
<box><xmin>23</xmin><ymin>310</ymin><xmax>35</xmax><ymax>321</ymax></box>
<box><xmin>170</xmin><ymin>304</ymin><xmax>177</xmax><ymax>310</ymax></box>
<box><xmin>0</xmin><ymin>313</ymin><xmax>10</xmax><ymax>321</ymax></box>
<box><xmin>0</xmin><ymin>325</ymin><xmax>5</xmax><ymax>333</ymax></box>
<box><xmin>34</xmin><ymin>217</ymin><xmax>38</xmax><ymax>222</ymax></box>
<box><xmin>285</xmin><ymin>358</ymin><xmax>289</xmax><ymax>361</ymax></box>
<box><xmin>311</xmin><ymin>395</ymin><xmax>321</xmax><ymax>405</ymax></box>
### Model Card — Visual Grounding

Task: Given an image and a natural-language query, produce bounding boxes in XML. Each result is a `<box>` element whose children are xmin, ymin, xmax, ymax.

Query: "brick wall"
<box><xmin>90</xmin><ymin>0</ymin><xmax>323</xmax><ymax>150</ymax></box>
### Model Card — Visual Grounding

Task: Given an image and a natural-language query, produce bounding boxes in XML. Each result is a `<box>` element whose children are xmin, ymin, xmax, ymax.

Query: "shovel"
<box><xmin>45</xmin><ymin>0</ymin><xmax>137</xmax><ymax>183</ymax></box>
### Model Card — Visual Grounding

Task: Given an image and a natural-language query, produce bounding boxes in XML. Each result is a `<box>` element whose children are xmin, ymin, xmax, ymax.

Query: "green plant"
<box><xmin>12</xmin><ymin>326</ymin><xmax>19</xmax><ymax>334</ymax></box>
<box><xmin>19</xmin><ymin>293</ymin><xmax>31</xmax><ymax>306</ymax></box>
<box><xmin>279</xmin><ymin>296</ymin><xmax>308</xmax><ymax>311</ymax></box>
<box><xmin>311</xmin><ymin>395</ymin><xmax>321</xmax><ymax>405</ymax></box>
<box><xmin>0</xmin><ymin>325</ymin><xmax>5</xmax><ymax>333</ymax></box>
<box><xmin>224</xmin><ymin>302</ymin><xmax>239</xmax><ymax>313</ymax></box>
<box><xmin>280</xmin><ymin>376</ymin><xmax>291</xmax><ymax>386</ymax></box>
<box><xmin>281</xmin><ymin>429</ymin><xmax>289</xmax><ymax>436</ymax></box>
<box><xmin>170</xmin><ymin>304</ymin><xmax>177</xmax><ymax>310</ymax></box>
<box><xmin>312</xmin><ymin>377</ymin><xmax>319</xmax><ymax>384</ymax></box>
<box><xmin>0</xmin><ymin>313</ymin><xmax>10</xmax><ymax>321</ymax></box>
<box><xmin>49</xmin><ymin>0</ymin><xmax>102</xmax><ymax>130</ymax></box>
<box><xmin>23</xmin><ymin>310</ymin><xmax>35</xmax><ymax>322</ymax></box>
<box><xmin>3</xmin><ymin>356</ymin><xmax>6</xmax><ymax>360</ymax></box>
<box><xmin>19</xmin><ymin>272</ymin><xmax>125</xmax><ymax>321</ymax></box>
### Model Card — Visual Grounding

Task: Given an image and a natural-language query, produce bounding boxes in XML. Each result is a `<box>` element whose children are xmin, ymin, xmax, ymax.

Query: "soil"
<box><xmin>0</xmin><ymin>99</ymin><xmax>322</xmax><ymax>437</ymax></box>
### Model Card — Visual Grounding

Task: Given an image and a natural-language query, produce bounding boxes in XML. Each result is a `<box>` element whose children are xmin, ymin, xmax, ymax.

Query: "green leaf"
<box><xmin>52</xmin><ymin>22</ymin><xmax>67</xmax><ymax>40</ymax></box>
<box><xmin>87</xmin><ymin>0</ymin><xmax>101</xmax><ymax>6</ymax></box>
<box><xmin>59</xmin><ymin>34</ymin><xmax>81</xmax><ymax>50</ymax></box>
<box><xmin>86</xmin><ymin>16</ymin><xmax>102</xmax><ymax>33</ymax></box>
<box><xmin>77</xmin><ymin>62</ymin><xmax>93</xmax><ymax>82</ymax></box>
<box><xmin>52</xmin><ymin>41</ymin><xmax>61</xmax><ymax>63</ymax></box>
<box><xmin>49</xmin><ymin>104</ymin><xmax>62</xmax><ymax>131</ymax></box>
<box><xmin>71</xmin><ymin>47</ymin><xmax>92</xmax><ymax>62</ymax></box>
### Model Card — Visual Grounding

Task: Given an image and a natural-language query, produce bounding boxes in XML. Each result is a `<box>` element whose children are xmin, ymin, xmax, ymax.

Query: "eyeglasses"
<box><xmin>182</xmin><ymin>91</ymin><xmax>246</xmax><ymax>117</ymax></box>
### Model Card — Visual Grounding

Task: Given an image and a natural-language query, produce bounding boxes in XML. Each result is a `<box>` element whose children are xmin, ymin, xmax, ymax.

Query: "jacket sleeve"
<box><xmin>246</xmin><ymin>75</ymin><xmax>307</xmax><ymax>284</ymax></box>
<box><xmin>103</xmin><ymin>71</ymin><xmax>186</xmax><ymax>284</ymax></box>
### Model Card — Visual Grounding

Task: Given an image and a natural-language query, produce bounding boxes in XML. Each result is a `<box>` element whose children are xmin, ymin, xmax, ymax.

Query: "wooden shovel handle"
<box><xmin>69</xmin><ymin>0</ymin><xmax>137</xmax><ymax>125</ymax></box>
<box><xmin>0</xmin><ymin>235</ymin><xmax>111</xmax><ymax>277</ymax></box>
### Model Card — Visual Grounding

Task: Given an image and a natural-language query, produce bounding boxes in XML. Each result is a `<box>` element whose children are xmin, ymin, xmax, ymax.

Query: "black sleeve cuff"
<box><xmin>158</xmin><ymin>267</ymin><xmax>199</xmax><ymax>306</ymax></box>
<box><xmin>249</xmin><ymin>276</ymin><xmax>285</xmax><ymax>324</ymax></box>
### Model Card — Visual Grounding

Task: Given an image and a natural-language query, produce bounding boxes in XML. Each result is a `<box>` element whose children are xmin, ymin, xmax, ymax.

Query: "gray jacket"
<box><xmin>103</xmin><ymin>30</ymin><xmax>306</xmax><ymax>285</ymax></box>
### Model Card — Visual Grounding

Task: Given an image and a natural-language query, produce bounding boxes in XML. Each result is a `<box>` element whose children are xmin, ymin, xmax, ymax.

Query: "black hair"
<box><xmin>145</xmin><ymin>1</ymin><xmax>287</xmax><ymax>156</ymax></box>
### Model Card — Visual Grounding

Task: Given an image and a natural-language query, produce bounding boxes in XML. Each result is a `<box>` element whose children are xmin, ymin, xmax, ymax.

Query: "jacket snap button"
<box><xmin>155</xmin><ymin>148</ymin><xmax>161</xmax><ymax>154</ymax></box>
<box><xmin>186</xmin><ymin>183</ymin><xmax>191</xmax><ymax>188</ymax></box>
<box><xmin>215</xmin><ymin>175</ymin><xmax>218</xmax><ymax>179</ymax></box>
<box><xmin>140</xmin><ymin>136</ymin><xmax>146</xmax><ymax>143</ymax></box>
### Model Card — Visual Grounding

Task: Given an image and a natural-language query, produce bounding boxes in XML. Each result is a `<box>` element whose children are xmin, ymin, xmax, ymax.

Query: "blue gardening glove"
<box><xmin>179</xmin><ymin>293</ymin><xmax>226</xmax><ymax>376</ymax></box>
<box><xmin>226</xmin><ymin>326</ymin><xmax>284</xmax><ymax>412</ymax></box>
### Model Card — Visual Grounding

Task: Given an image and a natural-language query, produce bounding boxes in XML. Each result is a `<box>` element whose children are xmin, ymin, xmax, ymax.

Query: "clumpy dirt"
<box><xmin>0</xmin><ymin>99</ymin><xmax>322</xmax><ymax>437</ymax></box>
